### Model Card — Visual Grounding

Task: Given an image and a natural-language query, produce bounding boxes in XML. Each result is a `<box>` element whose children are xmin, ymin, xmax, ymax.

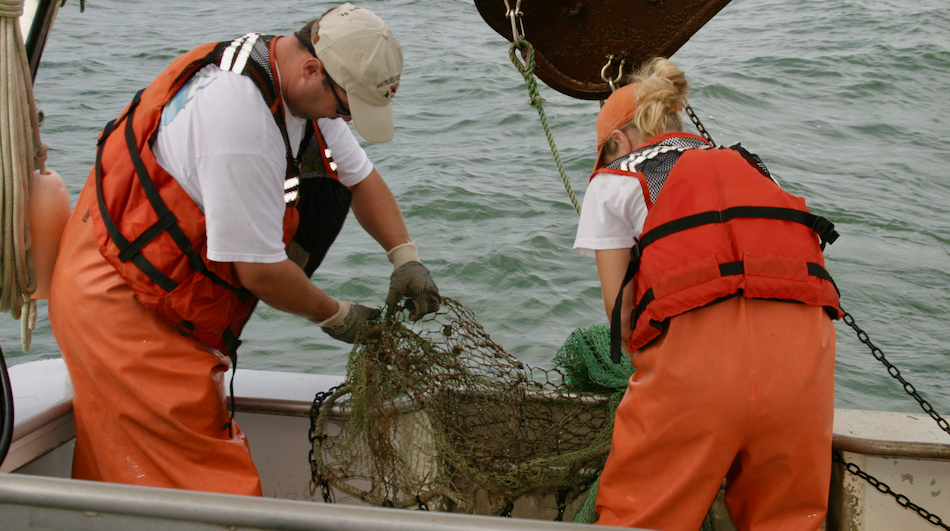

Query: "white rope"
<box><xmin>1</xmin><ymin>0</ymin><xmax>42</xmax><ymax>352</ymax></box>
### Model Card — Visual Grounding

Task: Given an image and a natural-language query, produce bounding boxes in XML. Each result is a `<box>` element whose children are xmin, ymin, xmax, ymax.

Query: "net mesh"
<box><xmin>308</xmin><ymin>298</ymin><xmax>627</xmax><ymax>517</ymax></box>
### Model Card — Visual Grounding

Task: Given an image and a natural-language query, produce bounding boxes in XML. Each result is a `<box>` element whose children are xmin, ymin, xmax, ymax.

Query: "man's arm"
<box><xmin>234</xmin><ymin>260</ymin><xmax>339</xmax><ymax>321</ymax></box>
<box><xmin>235</xmin><ymin>260</ymin><xmax>380</xmax><ymax>343</ymax></box>
<box><xmin>348</xmin><ymin>167</ymin><xmax>411</xmax><ymax>251</ymax></box>
<box><xmin>348</xmin><ymin>167</ymin><xmax>440</xmax><ymax>320</ymax></box>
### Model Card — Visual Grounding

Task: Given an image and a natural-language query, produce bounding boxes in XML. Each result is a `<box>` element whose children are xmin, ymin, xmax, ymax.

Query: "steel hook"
<box><xmin>601</xmin><ymin>55</ymin><xmax>626</xmax><ymax>92</ymax></box>
<box><xmin>504</xmin><ymin>0</ymin><xmax>525</xmax><ymax>44</ymax></box>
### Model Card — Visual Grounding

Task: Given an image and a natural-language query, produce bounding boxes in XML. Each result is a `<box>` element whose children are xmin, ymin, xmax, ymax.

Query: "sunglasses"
<box><xmin>324</xmin><ymin>71</ymin><xmax>351</xmax><ymax>117</ymax></box>
<box><xmin>295</xmin><ymin>31</ymin><xmax>350</xmax><ymax>117</ymax></box>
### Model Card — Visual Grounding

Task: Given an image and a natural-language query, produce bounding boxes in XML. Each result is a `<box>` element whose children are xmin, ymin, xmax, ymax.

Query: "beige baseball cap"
<box><xmin>310</xmin><ymin>3</ymin><xmax>402</xmax><ymax>143</ymax></box>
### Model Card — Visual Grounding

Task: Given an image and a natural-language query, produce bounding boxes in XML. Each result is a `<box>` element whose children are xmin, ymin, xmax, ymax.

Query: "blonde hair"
<box><xmin>602</xmin><ymin>57</ymin><xmax>689</xmax><ymax>157</ymax></box>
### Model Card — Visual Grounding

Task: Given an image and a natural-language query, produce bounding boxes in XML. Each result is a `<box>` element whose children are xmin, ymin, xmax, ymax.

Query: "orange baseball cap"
<box><xmin>594</xmin><ymin>82</ymin><xmax>641</xmax><ymax>171</ymax></box>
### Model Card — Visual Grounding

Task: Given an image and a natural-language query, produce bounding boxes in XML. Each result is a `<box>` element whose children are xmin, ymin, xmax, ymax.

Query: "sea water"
<box><xmin>2</xmin><ymin>0</ymin><xmax>949</xmax><ymax>415</ymax></box>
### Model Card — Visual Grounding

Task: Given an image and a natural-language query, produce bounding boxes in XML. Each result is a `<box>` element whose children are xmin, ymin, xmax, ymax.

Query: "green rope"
<box><xmin>508</xmin><ymin>40</ymin><xmax>581</xmax><ymax>216</ymax></box>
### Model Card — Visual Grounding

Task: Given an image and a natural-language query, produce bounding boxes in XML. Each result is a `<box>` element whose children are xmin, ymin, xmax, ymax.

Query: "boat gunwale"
<box><xmin>0</xmin><ymin>473</ymin><xmax>628</xmax><ymax>530</ymax></box>
<box><xmin>239</xmin><ymin>397</ymin><xmax>950</xmax><ymax>460</ymax></box>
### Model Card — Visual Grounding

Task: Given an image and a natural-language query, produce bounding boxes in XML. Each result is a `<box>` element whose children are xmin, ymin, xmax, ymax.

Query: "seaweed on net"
<box><xmin>309</xmin><ymin>298</ymin><xmax>618</xmax><ymax>516</ymax></box>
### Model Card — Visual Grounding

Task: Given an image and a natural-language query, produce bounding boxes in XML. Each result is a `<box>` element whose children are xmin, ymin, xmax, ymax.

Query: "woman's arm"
<box><xmin>596</xmin><ymin>248</ymin><xmax>636</xmax><ymax>350</ymax></box>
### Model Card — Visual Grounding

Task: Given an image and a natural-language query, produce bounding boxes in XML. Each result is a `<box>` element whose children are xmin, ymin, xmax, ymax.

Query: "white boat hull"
<box><xmin>2</xmin><ymin>358</ymin><xmax>948</xmax><ymax>531</ymax></box>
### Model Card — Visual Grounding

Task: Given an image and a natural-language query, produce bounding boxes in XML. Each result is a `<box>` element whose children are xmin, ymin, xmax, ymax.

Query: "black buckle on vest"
<box><xmin>810</xmin><ymin>216</ymin><xmax>839</xmax><ymax>246</ymax></box>
<box><xmin>178</xmin><ymin>321</ymin><xmax>195</xmax><ymax>337</ymax></box>
<box><xmin>629</xmin><ymin>245</ymin><xmax>641</xmax><ymax>262</ymax></box>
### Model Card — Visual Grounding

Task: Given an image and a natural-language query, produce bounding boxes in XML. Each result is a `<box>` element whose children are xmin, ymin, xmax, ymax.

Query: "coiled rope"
<box><xmin>0</xmin><ymin>0</ymin><xmax>43</xmax><ymax>352</ymax></box>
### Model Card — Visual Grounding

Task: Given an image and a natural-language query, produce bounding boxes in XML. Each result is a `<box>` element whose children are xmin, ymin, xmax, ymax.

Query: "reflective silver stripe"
<box><xmin>230</xmin><ymin>33</ymin><xmax>260</xmax><ymax>74</ymax></box>
<box><xmin>620</xmin><ymin>145</ymin><xmax>694</xmax><ymax>172</ymax></box>
<box><xmin>324</xmin><ymin>147</ymin><xmax>338</xmax><ymax>173</ymax></box>
<box><xmin>284</xmin><ymin>177</ymin><xmax>300</xmax><ymax>205</ymax></box>
<box><xmin>219</xmin><ymin>34</ymin><xmax>250</xmax><ymax>72</ymax></box>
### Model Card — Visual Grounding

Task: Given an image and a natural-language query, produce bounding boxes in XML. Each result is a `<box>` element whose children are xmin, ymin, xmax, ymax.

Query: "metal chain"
<box><xmin>837</xmin><ymin>307</ymin><xmax>950</xmax><ymax>527</ymax></box>
<box><xmin>841</xmin><ymin>307</ymin><xmax>950</xmax><ymax>436</ymax></box>
<box><xmin>308</xmin><ymin>384</ymin><xmax>340</xmax><ymax>503</ymax></box>
<box><xmin>684</xmin><ymin>103</ymin><xmax>716</xmax><ymax>147</ymax></box>
<box><xmin>834</xmin><ymin>453</ymin><xmax>949</xmax><ymax>529</ymax></box>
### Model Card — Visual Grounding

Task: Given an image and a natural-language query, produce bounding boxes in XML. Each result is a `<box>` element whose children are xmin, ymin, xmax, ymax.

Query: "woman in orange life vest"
<box><xmin>573</xmin><ymin>57</ymin><xmax>841</xmax><ymax>531</ymax></box>
<box><xmin>48</xmin><ymin>4</ymin><xmax>439</xmax><ymax>496</ymax></box>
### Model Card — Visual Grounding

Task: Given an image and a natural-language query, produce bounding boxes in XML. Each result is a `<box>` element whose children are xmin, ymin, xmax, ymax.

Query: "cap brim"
<box><xmin>349</xmin><ymin>95</ymin><xmax>394</xmax><ymax>143</ymax></box>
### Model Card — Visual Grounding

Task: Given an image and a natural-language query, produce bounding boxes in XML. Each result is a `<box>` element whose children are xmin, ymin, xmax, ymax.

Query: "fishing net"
<box><xmin>308</xmin><ymin>298</ymin><xmax>628</xmax><ymax>518</ymax></box>
<box><xmin>552</xmin><ymin>324</ymin><xmax>633</xmax><ymax>523</ymax></box>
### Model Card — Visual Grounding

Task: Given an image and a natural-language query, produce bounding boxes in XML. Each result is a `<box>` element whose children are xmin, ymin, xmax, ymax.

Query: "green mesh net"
<box><xmin>553</xmin><ymin>323</ymin><xmax>633</xmax><ymax>394</ymax></box>
<box><xmin>305</xmin><ymin>298</ymin><xmax>730</xmax><ymax>527</ymax></box>
<box><xmin>552</xmin><ymin>324</ymin><xmax>633</xmax><ymax>523</ymax></box>
<box><xmin>308</xmin><ymin>298</ymin><xmax>625</xmax><ymax>518</ymax></box>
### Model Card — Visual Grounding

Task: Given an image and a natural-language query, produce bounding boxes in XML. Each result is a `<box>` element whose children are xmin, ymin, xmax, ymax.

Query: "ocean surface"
<box><xmin>2</xmin><ymin>0</ymin><xmax>949</xmax><ymax>415</ymax></box>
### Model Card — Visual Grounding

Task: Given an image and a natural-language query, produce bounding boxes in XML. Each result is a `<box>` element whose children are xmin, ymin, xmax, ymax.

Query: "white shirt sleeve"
<box><xmin>317</xmin><ymin>118</ymin><xmax>374</xmax><ymax>187</ymax></box>
<box><xmin>152</xmin><ymin>66</ymin><xmax>294</xmax><ymax>264</ymax></box>
<box><xmin>573</xmin><ymin>172</ymin><xmax>650</xmax><ymax>257</ymax></box>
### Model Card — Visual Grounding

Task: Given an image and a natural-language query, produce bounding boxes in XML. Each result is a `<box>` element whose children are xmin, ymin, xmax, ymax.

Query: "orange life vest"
<box><xmin>89</xmin><ymin>34</ymin><xmax>348</xmax><ymax>356</ymax></box>
<box><xmin>604</xmin><ymin>134</ymin><xmax>843</xmax><ymax>359</ymax></box>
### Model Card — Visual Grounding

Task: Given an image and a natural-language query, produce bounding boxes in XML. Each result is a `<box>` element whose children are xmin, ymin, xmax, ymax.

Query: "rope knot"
<box><xmin>34</xmin><ymin>142</ymin><xmax>49</xmax><ymax>163</ymax></box>
<box><xmin>527</xmin><ymin>94</ymin><xmax>545</xmax><ymax>109</ymax></box>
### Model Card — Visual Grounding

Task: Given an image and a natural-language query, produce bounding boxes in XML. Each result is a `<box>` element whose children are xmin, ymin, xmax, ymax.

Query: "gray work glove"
<box><xmin>313</xmin><ymin>299</ymin><xmax>381</xmax><ymax>343</ymax></box>
<box><xmin>386</xmin><ymin>242</ymin><xmax>441</xmax><ymax>320</ymax></box>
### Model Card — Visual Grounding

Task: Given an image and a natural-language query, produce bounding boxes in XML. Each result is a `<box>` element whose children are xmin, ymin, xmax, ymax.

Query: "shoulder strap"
<box><xmin>220</xmin><ymin>34</ymin><xmax>303</xmax><ymax>186</ymax></box>
<box><xmin>609</xmin><ymin>245</ymin><xmax>642</xmax><ymax>363</ymax></box>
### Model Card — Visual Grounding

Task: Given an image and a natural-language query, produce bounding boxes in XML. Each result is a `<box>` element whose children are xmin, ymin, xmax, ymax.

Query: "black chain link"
<box><xmin>309</xmin><ymin>384</ymin><xmax>341</xmax><ymax>504</ymax></box>
<box><xmin>499</xmin><ymin>499</ymin><xmax>514</xmax><ymax>518</ymax></box>
<box><xmin>834</xmin><ymin>453</ymin><xmax>949</xmax><ymax>530</ymax></box>
<box><xmin>841</xmin><ymin>308</ymin><xmax>950</xmax><ymax>436</ymax></box>
<box><xmin>415</xmin><ymin>495</ymin><xmax>429</xmax><ymax>511</ymax></box>
<box><xmin>838</xmin><ymin>307</ymin><xmax>950</xmax><ymax>528</ymax></box>
<box><xmin>684</xmin><ymin>104</ymin><xmax>716</xmax><ymax>147</ymax></box>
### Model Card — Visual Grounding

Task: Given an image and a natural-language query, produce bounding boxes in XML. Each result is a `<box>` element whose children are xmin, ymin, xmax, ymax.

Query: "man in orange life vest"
<box><xmin>48</xmin><ymin>3</ymin><xmax>439</xmax><ymax>495</ymax></box>
<box><xmin>573</xmin><ymin>58</ymin><xmax>841</xmax><ymax>530</ymax></box>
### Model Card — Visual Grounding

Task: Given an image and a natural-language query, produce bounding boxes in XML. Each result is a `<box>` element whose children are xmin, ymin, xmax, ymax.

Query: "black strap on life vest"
<box><xmin>608</xmin><ymin>149</ymin><xmax>841</xmax><ymax>363</ymax></box>
<box><xmin>95</xmin><ymin>90</ymin><xmax>253</xmax><ymax>331</ymax></box>
<box><xmin>639</xmin><ymin>206</ymin><xmax>839</xmax><ymax>251</ymax></box>
<box><xmin>221</xmin><ymin>326</ymin><xmax>243</xmax><ymax>438</ymax></box>
<box><xmin>95</xmin><ymin>92</ymin><xmax>179</xmax><ymax>293</ymax></box>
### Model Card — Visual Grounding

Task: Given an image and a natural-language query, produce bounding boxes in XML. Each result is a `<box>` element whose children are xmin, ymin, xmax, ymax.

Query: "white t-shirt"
<box><xmin>573</xmin><ymin>172</ymin><xmax>649</xmax><ymax>257</ymax></box>
<box><xmin>152</xmin><ymin>64</ymin><xmax>373</xmax><ymax>264</ymax></box>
